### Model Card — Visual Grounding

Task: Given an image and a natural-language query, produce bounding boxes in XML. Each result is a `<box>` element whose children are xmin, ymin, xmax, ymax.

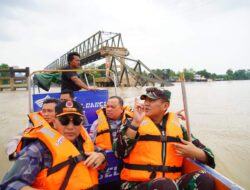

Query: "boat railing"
<box><xmin>28</xmin><ymin>69</ymin><xmax>117</xmax><ymax>112</ymax></box>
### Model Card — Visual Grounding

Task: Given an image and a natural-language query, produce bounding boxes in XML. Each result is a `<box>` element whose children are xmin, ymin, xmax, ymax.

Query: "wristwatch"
<box><xmin>125</xmin><ymin>119</ymin><xmax>139</xmax><ymax>131</ymax></box>
<box><xmin>128</xmin><ymin>124</ymin><xmax>139</xmax><ymax>131</ymax></box>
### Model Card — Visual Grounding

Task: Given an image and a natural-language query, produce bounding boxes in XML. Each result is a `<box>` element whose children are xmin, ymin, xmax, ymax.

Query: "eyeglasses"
<box><xmin>58</xmin><ymin>115</ymin><xmax>83</xmax><ymax>126</ymax></box>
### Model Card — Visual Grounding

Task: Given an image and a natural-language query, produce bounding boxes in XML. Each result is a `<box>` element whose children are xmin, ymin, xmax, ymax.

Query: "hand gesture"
<box><xmin>173</xmin><ymin>138</ymin><xmax>200</xmax><ymax>158</ymax></box>
<box><xmin>131</xmin><ymin>98</ymin><xmax>145</xmax><ymax>127</ymax></box>
<box><xmin>176</xmin><ymin>109</ymin><xmax>186</xmax><ymax>121</ymax></box>
<box><xmin>84</xmin><ymin>152</ymin><xmax>106</xmax><ymax>169</ymax></box>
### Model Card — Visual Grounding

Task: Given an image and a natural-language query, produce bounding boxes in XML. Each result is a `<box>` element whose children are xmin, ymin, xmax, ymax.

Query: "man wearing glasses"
<box><xmin>60</xmin><ymin>89</ymin><xmax>89</xmax><ymax>125</ymax></box>
<box><xmin>1</xmin><ymin>100</ymin><xmax>106</xmax><ymax>190</ymax></box>
<box><xmin>113</xmin><ymin>87</ymin><xmax>215</xmax><ymax>190</ymax></box>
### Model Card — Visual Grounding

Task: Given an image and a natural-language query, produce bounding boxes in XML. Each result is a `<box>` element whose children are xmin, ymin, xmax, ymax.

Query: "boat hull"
<box><xmin>183</xmin><ymin>158</ymin><xmax>244</xmax><ymax>190</ymax></box>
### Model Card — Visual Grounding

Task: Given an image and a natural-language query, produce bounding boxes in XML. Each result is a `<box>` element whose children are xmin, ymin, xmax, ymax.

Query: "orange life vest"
<box><xmin>121</xmin><ymin>112</ymin><xmax>184</xmax><ymax>181</ymax></box>
<box><xmin>16</xmin><ymin>111</ymin><xmax>48</xmax><ymax>152</ymax></box>
<box><xmin>95</xmin><ymin>107</ymin><xmax>133</xmax><ymax>150</ymax></box>
<box><xmin>17</xmin><ymin>112</ymin><xmax>98</xmax><ymax>190</ymax></box>
<box><xmin>29</xmin><ymin>111</ymin><xmax>46</xmax><ymax>127</ymax></box>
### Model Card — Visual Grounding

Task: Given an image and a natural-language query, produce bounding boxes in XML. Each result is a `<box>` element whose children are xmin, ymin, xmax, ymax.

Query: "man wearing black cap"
<box><xmin>60</xmin><ymin>89</ymin><xmax>89</xmax><ymax>125</ymax></box>
<box><xmin>113</xmin><ymin>87</ymin><xmax>215</xmax><ymax>190</ymax></box>
<box><xmin>1</xmin><ymin>100</ymin><xmax>106</xmax><ymax>190</ymax></box>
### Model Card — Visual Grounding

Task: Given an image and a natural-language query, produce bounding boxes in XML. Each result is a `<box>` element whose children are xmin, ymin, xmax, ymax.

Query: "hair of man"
<box><xmin>67</xmin><ymin>52</ymin><xmax>80</xmax><ymax>64</ymax></box>
<box><xmin>42</xmin><ymin>98</ymin><xmax>60</xmax><ymax>107</ymax></box>
<box><xmin>109</xmin><ymin>96</ymin><xmax>124</xmax><ymax>107</ymax></box>
<box><xmin>61</xmin><ymin>89</ymin><xmax>75</xmax><ymax>99</ymax></box>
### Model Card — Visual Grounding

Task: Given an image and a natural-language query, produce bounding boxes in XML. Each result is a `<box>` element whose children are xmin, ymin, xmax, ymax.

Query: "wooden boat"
<box><xmin>28</xmin><ymin>70</ymin><xmax>245</xmax><ymax>190</ymax></box>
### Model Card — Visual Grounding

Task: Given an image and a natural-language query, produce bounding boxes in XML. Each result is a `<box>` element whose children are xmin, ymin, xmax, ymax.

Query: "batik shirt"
<box><xmin>0</xmin><ymin>140</ymin><xmax>52</xmax><ymax>190</ymax></box>
<box><xmin>0</xmin><ymin>137</ymin><xmax>90</xmax><ymax>190</ymax></box>
<box><xmin>90</xmin><ymin>118</ymin><xmax>122</xmax><ymax>152</ymax></box>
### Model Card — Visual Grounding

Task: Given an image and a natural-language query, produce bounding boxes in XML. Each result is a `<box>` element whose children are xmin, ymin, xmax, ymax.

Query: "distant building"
<box><xmin>193</xmin><ymin>74</ymin><xmax>207</xmax><ymax>82</ymax></box>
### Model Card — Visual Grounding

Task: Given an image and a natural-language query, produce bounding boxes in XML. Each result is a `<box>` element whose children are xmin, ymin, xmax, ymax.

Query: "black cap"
<box><xmin>140</xmin><ymin>87</ymin><xmax>171</xmax><ymax>102</ymax></box>
<box><xmin>55</xmin><ymin>100</ymin><xmax>83</xmax><ymax>117</ymax></box>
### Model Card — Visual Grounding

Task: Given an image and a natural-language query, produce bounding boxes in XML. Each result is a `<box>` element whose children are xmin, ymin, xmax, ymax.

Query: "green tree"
<box><xmin>151</xmin><ymin>69</ymin><xmax>165</xmax><ymax>79</ymax></box>
<box><xmin>0</xmin><ymin>63</ymin><xmax>9</xmax><ymax>70</ymax></box>
<box><xmin>234</xmin><ymin>69</ymin><xmax>247</xmax><ymax>80</ymax></box>
<box><xmin>215</xmin><ymin>74</ymin><xmax>226</xmax><ymax>80</ymax></box>
<box><xmin>162</xmin><ymin>69</ymin><xmax>176</xmax><ymax>80</ymax></box>
<box><xmin>196</xmin><ymin>69</ymin><xmax>211</xmax><ymax>79</ymax></box>
<box><xmin>245</xmin><ymin>70</ymin><xmax>250</xmax><ymax>79</ymax></box>
<box><xmin>226</xmin><ymin>69</ymin><xmax>234</xmax><ymax>80</ymax></box>
<box><xmin>210</xmin><ymin>73</ymin><xmax>217</xmax><ymax>80</ymax></box>
<box><xmin>0</xmin><ymin>63</ymin><xmax>10</xmax><ymax>84</ymax></box>
<box><xmin>183</xmin><ymin>68</ymin><xmax>195</xmax><ymax>81</ymax></box>
<box><xmin>97</xmin><ymin>63</ymin><xmax>106</xmax><ymax>77</ymax></box>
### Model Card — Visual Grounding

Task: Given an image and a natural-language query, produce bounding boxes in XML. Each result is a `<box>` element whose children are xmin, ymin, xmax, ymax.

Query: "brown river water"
<box><xmin>0</xmin><ymin>80</ymin><xmax>250</xmax><ymax>189</ymax></box>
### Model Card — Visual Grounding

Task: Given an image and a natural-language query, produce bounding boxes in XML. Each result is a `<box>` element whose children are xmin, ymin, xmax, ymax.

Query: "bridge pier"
<box><xmin>0</xmin><ymin>67</ymin><xmax>29</xmax><ymax>91</ymax></box>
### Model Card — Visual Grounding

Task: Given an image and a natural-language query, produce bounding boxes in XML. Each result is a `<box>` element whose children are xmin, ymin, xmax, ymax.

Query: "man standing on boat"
<box><xmin>61</xmin><ymin>52</ymin><xmax>95</xmax><ymax>92</ymax></box>
<box><xmin>113</xmin><ymin>87</ymin><xmax>215</xmax><ymax>190</ymax></box>
<box><xmin>0</xmin><ymin>100</ymin><xmax>106</xmax><ymax>190</ymax></box>
<box><xmin>90</xmin><ymin>96</ymin><xmax>133</xmax><ymax>190</ymax></box>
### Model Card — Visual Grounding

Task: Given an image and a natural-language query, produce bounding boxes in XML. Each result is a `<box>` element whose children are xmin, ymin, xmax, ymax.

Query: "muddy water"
<box><xmin>0</xmin><ymin>80</ymin><xmax>250</xmax><ymax>189</ymax></box>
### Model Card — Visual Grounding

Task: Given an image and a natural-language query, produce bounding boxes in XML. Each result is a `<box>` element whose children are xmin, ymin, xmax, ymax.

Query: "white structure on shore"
<box><xmin>194</xmin><ymin>74</ymin><xmax>207</xmax><ymax>81</ymax></box>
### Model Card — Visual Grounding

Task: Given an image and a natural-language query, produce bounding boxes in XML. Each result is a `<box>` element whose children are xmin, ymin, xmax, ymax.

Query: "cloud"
<box><xmin>0</xmin><ymin>0</ymin><xmax>249</xmax><ymax>73</ymax></box>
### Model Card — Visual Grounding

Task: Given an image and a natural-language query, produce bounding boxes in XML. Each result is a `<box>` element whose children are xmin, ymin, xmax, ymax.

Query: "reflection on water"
<box><xmin>0</xmin><ymin>81</ymin><xmax>250</xmax><ymax>188</ymax></box>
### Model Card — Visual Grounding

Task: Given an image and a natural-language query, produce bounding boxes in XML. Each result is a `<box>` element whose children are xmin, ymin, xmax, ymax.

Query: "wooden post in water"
<box><xmin>10</xmin><ymin>67</ymin><xmax>15</xmax><ymax>91</ymax></box>
<box><xmin>180</xmin><ymin>72</ymin><xmax>191</xmax><ymax>141</ymax></box>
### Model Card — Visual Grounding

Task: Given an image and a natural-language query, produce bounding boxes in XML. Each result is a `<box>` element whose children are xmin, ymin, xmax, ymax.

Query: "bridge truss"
<box><xmin>45</xmin><ymin>31</ymin><xmax>172</xmax><ymax>87</ymax></box>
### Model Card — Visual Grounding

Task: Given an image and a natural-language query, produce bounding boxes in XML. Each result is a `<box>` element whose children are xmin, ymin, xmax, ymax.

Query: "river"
<box><xmin>0</xmin><ymin>80</ymin><xmax>250</xmax><ymax>189</ymax></box>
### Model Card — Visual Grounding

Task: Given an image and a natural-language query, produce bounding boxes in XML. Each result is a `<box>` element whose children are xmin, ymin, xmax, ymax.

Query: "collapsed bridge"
<box><xmin>42</xmin><ymin>31</ymin><xmax>172</xmax><ymax>87</ymax></box>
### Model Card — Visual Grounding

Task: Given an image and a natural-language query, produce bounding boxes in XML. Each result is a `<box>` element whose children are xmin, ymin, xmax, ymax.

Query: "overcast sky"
<box><xmin>0</xmin><ymin>0</ymin><xmax>249</xmax><ymax>74</ymax></box>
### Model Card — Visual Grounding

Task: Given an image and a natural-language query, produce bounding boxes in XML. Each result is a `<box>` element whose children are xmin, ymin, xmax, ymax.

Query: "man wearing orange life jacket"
<box><xmin>5</xmin><ymin>90</ymin><xmax>84</xmax><ymax>159</ymax></box>
<box><xmin>113</xmin><ymin>87</ymin><xmax>215</xmax><ymax>190</ymax></box>
<box><xmin>0</xmin><ymin>100</ymin><xmax>106</xmax><ymax>190</ymax></box>
<box><xmin>90</xmin><ymin>96</ymin><xmax>133</xmax><ymax>190</ymax></box>
<box><xmin>5</xmin><ymin>98</ymin><xmax>59</xmax><ymax>160</ymax></box>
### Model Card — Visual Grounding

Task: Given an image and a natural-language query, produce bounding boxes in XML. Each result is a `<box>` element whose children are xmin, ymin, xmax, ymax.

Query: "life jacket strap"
<box><xmin>123</xmin><ymin>163</ymin><xmax>182</xmax><ymax>179</ymax></box>
<box><xmin>59</xmin><ymin>156</ymin><xmax>77</xmax><ymax>190</ymax></box>
<box><xmin>58</xmin><ymin>155</ymin><xmax>98</xmax><ymax>190</ymax></box>
<box><xmin>96</xmin><ymin>128</ymin><xmax>116</xmax><ymax>136</ymax></box>
<box><xmin>139</xmin><ymin>135</ymin><xmax>181</xmax><ymax>143</ymax></box>
<box><xmin>47</xmin><ymin>153</ymin><xmax>87</xmax><ymax>176</ymax></box>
